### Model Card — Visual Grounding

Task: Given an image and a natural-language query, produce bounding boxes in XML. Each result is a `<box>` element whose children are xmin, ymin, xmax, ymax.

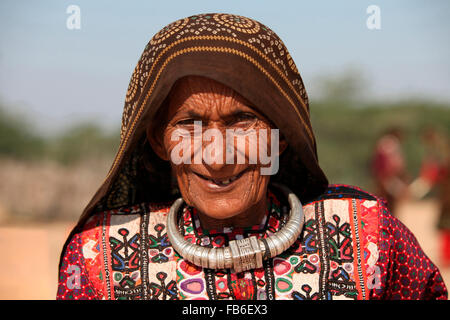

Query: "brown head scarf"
<box><xmin>71</xmin><ymin>12</ymin><xmax>328</xmax><ymax>236</ymax></box>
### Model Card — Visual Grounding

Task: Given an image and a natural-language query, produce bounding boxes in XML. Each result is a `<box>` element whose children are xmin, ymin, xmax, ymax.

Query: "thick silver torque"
<box><xmin>223</xmin><ymin>247</ymin><xmax>233</xmax><ymax>269</ymax></box>
<box><xmin>264</xmin><ymin>236</ymin><xmax>278</xmax><ymax>257</ymax></box>
<box><xmin>277</xmin><ymin>229</ymin><xmax>292</xmax><ymax>252</ymax></box>
<box><xmin>216</xmin><ymin>248</ymin><xmax>224</xmax><ymax>269</ymax></box>
<box><xmin>229</xmin><ymin>240</ymin><xmax>241</xmax><ymax>272</ymax></box>
<box><xmin>193</xmin><ymin>245</ymin><xmax>203</xmax><ymax>266</ymax></box>
<box><xmin>166</xmin><ymin>184</ymin><xmax>304</xmax><ymax>272</ymax></box>
<box><xmin>250</xmin><ymin>236</ymin><xmax>263</xmax><ymax>269</ymax></box>
<box><xmin>228</xmin><ymin>236</ymin><xmax>261</xmax><ymax>273</ymax></box>
<box><xmin>201</xmin><ymin>247</ymin><xmax>210</xmax><ymax>268</ymax></box>
<box><xmin>209</xmin><ymin>248</ymin><xmax>217</xmax><ymax>269</ymax></box>
<box><xmin>184</xmin><ymin>243</ymin><xmax>196</xmax><ymax>262</ymax></box>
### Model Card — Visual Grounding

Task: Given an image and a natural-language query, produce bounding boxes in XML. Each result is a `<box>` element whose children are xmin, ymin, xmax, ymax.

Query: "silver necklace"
<box><xmin>166</xmin><ymin>183</ymin><xmax>304</xmax><ymax>273</ymax></box>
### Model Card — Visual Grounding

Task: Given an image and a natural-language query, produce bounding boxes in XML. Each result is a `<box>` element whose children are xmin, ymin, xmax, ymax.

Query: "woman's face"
<box><xmin>148</xmin><ymin>76</ymin><xmax>284</xmax><ymax>227</ymax></box>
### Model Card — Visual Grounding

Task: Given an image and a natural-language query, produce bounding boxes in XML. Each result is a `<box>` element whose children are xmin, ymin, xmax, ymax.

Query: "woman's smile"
<box><xmin>191</xmin><ymin>167</ymin><xmax>249</xmax><ymax>191</ymax></box>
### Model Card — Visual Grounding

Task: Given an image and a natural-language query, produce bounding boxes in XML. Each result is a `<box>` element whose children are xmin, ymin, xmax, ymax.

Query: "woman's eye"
<box><xmin>229</xmin><ymin>113</ymin><xmax>258</xmax><ymax>126</ymax></box>
<box><xmin>175</xmin><ymin>119</ymin><xmax>197</xmax><ymax>126</ymax></box>
<box><xmin>239</xmin><ymin>113</ymin><xmax>257</xmax><ymax>120</ymax></box>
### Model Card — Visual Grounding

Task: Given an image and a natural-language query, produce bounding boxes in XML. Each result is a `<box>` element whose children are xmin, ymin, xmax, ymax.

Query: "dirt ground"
<box><xmin>0</xmin><ymin>199</ymin><xmax>448</xmax><ymax>300</ymax></box>
<box><xmin>0</xmin><ymin>222</ymin><xmax>75</xmax><ymax>299</ymax></box>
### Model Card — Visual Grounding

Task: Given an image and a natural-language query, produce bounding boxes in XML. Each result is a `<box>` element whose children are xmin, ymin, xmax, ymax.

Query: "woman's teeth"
<box><xmin>194</xmin><ymin>170</ymin><xmax>247</xmax><ymax>188</ymax></box>
<box><xmin>206</xmin><ymin>175</ymin><xmax>239</xmax><ymax>186</ymax></box>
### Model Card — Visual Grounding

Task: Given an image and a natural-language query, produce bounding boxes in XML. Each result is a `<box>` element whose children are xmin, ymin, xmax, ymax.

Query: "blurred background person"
<box><xmin>410</xmin><ymin>127</ymin><xmax>449</xmax><ymax>199</ymax></box>
<box><xmin>371</xmin><ymin>127</ymin><xmax>410</xmax><ymax>213</ymax></box>
<box><xmin>438</xmin><ymin>164</ymin><xmax>450</xmax><ymax>267</ymax></box>
<box><xmin>410</xmin><ymin>127</ymin><xmax>450</xmax><ymax>266</ymax></box>
<box><xmin>438</xmin><ymin>166</ymin><xmax>450</xmax><ymax>266</ymax></box>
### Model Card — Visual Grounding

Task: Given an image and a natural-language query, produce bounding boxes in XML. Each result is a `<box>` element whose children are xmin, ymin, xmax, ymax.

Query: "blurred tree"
<box><xmin>313</xmin><ymin>68</ymin><xmax>369</xmax><ymax>105</ymax></box>
<box><xmin>0</xmin><ymin>105</ymin><xmax>46</xmax><ymax>160</ymax></box>
<box><xmin>47</xmin><ymin>123</ymin><xmax>119</xmax><ymax>165</ymax></box>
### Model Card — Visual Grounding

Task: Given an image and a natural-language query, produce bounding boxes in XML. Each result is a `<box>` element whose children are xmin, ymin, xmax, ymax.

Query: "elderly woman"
<box><xmin>57</xmin><ymin>13</ymin><xmax>447</xmax><ymax>300</ymax></box>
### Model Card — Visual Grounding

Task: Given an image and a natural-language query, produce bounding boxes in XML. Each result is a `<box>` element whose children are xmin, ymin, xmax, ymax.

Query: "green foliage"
<box><xmin>0</xmin><ymin>105</ymin><xmax>119</xmax><ymax>165</ymax></box>
<box><xmin>0</xmin><ymin>107</ymin><xmax>46</xmax><ymax>160</ymax></box>
<box><xmin>314</xmin><ymin>68</ymin><xmax>368</xmax><ymax>103</ymax></box>
<box><xmin>46</xmin><ymin>123</ymin><xmax>119</xmax><ymax>165</ymax></box>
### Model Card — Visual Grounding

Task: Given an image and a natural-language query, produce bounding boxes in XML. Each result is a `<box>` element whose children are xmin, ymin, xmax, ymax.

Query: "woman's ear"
<box><xmin>146</xmin><ymin>124</ymin><xmax>169</xmax><ymax>161</ymax></box>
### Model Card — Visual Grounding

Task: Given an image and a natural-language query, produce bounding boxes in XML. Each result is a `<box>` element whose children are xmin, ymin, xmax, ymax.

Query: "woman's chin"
<box><xmin>192</xmin><ymin>199</ymin><xmax>249</xmax><ymax>222</ymax></box>
<box><xmin>202</xmin><ymin>205</ymin><xmax>245</xmax><ymax>220</ymax></box>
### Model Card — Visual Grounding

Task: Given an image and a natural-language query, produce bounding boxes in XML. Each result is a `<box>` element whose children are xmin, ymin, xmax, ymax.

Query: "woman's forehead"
<box><xmin>167</xmin><ymin>76</ymin><xmax>261</xmax><ymax>118</ymax></box>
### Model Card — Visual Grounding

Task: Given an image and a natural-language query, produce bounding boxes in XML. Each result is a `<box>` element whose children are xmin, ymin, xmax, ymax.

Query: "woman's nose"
<box><xmin>201</xmin><ymin>127</ymin><xmax>227</xmax><ymax>171</ymax></box>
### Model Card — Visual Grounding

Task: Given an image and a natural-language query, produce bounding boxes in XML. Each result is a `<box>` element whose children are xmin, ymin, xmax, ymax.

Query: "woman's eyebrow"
<box><xmin>183</xmin><ymin>107</ymin><xmax>259</xmax><ymax>120</ymax></box>
<box><xmin>229</xmin><ymin>106</ymin><xmax>261</xmax><ymax>118</ymax></box>
<box><xmin>185</xmin><ymin>110</ymin><xmax>204</xmax><ymax>118</ymax></box>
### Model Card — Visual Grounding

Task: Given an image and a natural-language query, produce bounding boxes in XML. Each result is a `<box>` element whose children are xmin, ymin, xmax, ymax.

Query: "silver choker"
<box><xmin>166</xmin><ymin>183</ymin><xmax>304</xmax><ymax>273</ymax></box>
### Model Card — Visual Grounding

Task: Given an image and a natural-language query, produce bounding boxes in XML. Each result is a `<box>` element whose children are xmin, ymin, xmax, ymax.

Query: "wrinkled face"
<box><xmin>148</xmin><ymin>76</ymin><xmax>285</xmax><ymax>227</ymax></box>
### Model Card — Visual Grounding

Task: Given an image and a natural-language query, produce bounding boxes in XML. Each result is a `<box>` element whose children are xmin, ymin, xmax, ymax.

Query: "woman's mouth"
<box><xmin>193</xmin><ymin>169</ymin><xmax>247</xmax><ymax>188</ymax></box>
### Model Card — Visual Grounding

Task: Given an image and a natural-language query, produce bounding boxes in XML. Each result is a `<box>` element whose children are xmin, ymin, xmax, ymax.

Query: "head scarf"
<box><xmin>72</xmin><ymin>12</ymin><xmax>328</xmax><ymax>234</ymax></box>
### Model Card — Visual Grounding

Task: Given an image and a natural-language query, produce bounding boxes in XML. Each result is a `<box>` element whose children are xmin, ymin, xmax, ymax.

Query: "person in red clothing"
<box><xmin>371</xmin><ymin>127</ymin><xmax>410</xmax><ymax>213</ymax></box>
<box><xmin>57</xmin><ymin>13</ymin><xmax>447</xmax><ymax>300</ymax></box>
<box><xmin>439</xmin><ymin>171</ymin><xmax>450</xmax><ymax>267</ymax></box>
<box><xmin>410</xmin><ymin>128</ymin><xmax>450</xmax><ymax>267</ymax></box>
<box><xmin>410</xmin><ymin>127</ymin><xmax>449</xmax><ymax>199</ymax></box>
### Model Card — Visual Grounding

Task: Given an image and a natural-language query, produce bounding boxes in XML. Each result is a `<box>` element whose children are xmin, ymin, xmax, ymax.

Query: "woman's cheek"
<box><xmin>163</xmin><ymin>127</ymin><xmax>192</xmax><ymax>163</ymax></box>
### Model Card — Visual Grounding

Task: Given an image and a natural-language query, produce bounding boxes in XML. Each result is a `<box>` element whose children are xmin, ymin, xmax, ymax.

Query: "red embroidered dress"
<box><xmin>57</xmin><ymin>185</ymin><xmax>448</xmax><ymax>300</ymax></box>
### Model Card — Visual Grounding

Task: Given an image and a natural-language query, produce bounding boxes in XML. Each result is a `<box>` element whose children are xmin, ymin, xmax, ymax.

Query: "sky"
<box><xmin>0</xmin><ymin>1</ymin><xmax>449</xmax><ymax>134</ymax></box>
